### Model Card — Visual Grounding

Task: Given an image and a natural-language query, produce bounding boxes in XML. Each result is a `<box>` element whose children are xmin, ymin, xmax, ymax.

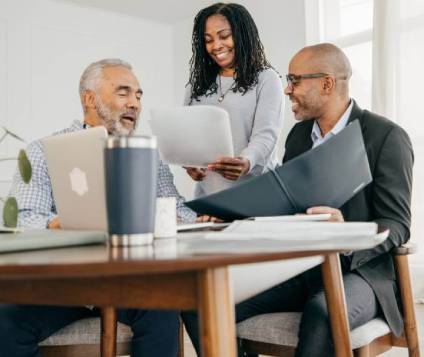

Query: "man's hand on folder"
<box><xmin>307</xmin><ymin>206</ymin><xmax>344</xmax><ymax>222</ymax></box>
<box><xmin>208</xmin><ymin>157</ymin><xmax>250</xmax><ymax>181</ymax></box>
<box><xmin>184</xmin><ymin>167</ymin><xmax>207</xmax><ymax>181</ymax></box>
<box><xmin>196</xmin><ymin>215</ymin><xmax>223</xmax><ymax>223</ymax></box>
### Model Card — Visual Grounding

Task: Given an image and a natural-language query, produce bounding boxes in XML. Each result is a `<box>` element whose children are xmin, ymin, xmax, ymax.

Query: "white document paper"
<box><xmin>150</xmin><ymin>106</ymin><xmax>234</xmax><ymax>167</ymax></box>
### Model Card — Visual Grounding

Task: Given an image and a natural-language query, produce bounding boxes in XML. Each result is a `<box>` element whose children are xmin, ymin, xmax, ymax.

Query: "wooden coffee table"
<box><xmin>0</xmin><ymin>234</ymin><xmax>381</xmax><ymax>357</ymax></box>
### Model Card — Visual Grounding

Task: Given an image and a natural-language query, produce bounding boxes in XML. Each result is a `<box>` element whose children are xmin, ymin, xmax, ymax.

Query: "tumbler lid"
<box><xmin>105</xmin><ymin>136</ymin><xmax>157</xmax><ymax>149</ymax></box>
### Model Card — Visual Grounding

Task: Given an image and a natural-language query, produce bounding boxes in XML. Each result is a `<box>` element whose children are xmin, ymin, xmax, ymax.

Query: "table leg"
<box><xmin>101</xmin><ymin>306</ymin><xmax>117</xmax><ymax>357</ymax></box>
<box><xmin>321</xmin><ymin>253</ymin><xmax>353</xmax><ymax>357</ymax></box>
<box><xmin>197</xmin><ymin>267</ymin><xmax>237</xmax><ymax>357</ymax></box>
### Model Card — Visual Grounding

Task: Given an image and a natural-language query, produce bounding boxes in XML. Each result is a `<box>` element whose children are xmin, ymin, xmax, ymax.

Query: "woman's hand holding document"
<box><xmin>150</xmin><ymin>106</ymin><xmax>253</xmax><ymax>195</ymax></box>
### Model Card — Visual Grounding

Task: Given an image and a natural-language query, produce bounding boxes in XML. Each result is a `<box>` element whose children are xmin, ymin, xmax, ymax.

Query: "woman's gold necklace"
<box><xmin>218</xmin><ymin>75</ymin><xmax>235</xmax><ymax>103</ymax></box>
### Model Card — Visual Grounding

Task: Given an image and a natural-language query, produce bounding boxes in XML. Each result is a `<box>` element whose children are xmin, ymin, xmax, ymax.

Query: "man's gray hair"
<box><xmin>79</xmin><ymin>58</ymin><xmax>132</xmax><ymax>112</ymax></box>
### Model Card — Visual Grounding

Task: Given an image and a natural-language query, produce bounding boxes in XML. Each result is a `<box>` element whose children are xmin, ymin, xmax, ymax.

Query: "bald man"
<box><xmin>239</xmin><ymin>44</ymin><xmax>413</xmax><ymax>356</ymax></box>
<box><xmin>182</xmin><ymin>43</ymin><xmax>414</xmax><ymax>357</ymax></box>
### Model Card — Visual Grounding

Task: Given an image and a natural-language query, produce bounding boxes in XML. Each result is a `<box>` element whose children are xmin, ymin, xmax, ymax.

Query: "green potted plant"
<box><xmin>0</xmin><ymin>127</ymin><xmax>32</xmax><ymax>228</ymax></box>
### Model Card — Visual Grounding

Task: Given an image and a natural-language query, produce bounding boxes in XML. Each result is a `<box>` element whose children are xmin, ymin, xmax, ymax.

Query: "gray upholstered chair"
<box><xmin>39</xmin><ymin>318</ymin><xmax>132</xmax><ymax>357</ymax></box>
<box><xmin>39</xmin><ymin>316</ymin><xmax>185</xmax><ymax>357</ymax></box>
<box><xmin>237</xmin><ymin>243</ymin><xmax>420</xmax><ymax>357</ymax></box>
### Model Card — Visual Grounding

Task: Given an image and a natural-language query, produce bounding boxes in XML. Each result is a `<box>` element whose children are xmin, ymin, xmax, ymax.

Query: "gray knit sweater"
<box><xmin>184</xmin><ymin>68</ymin><xmax>284</xmax><ymax>197</ymax></box>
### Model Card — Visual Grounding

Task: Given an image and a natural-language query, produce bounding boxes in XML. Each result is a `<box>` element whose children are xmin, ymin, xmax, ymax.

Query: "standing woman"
<box><xmin>184</xmin><ymin>2</ymin><xmax>284</xmax><ymax>198</ymax></box>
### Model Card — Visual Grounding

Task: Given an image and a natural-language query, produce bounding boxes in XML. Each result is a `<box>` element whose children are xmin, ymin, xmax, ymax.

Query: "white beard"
<box><xmin>95</xmin><ymin>97</ymin><xmax>135</xmax><ymax>136</ymax></box>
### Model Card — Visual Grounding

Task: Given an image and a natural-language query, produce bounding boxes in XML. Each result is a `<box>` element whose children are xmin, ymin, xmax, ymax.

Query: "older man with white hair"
<box><xmin>10</xmin><ymin>58</ymin><xmax>196</xmax><ymax>229</ymax></box>
<box><xmin>0</xmin><ymin>58</ymin><xmax>196</xmax><ymax>357</ymax></box>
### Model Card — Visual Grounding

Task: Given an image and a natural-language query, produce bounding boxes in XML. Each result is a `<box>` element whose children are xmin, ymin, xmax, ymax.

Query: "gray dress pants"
<box><xmin>0</xmin><ymin>305</ymin><xmax>180</xmax><ymax>357</ymax></box>
<box><xmin>182</xmin><ymin>263</ymin><xmax>380</xmax><ymax>357</ymax></box>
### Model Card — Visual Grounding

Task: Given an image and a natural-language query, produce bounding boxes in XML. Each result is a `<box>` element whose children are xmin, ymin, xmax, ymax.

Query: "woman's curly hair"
<box><xmin>188</xmin><ymin>2</ymin><xmax>271</xmax><ymax>101</ymax></box>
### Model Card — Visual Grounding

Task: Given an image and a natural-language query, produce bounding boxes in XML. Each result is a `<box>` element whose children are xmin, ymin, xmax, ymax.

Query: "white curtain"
<box><xmin>372</xmin><ymin>0</ymin><xmax>424</xmax><ymax>273</ymax></box>
<box><xmin>371</xmin><ymin>0</ymin><xmax>399</xmax><ymax>119</ymax></box>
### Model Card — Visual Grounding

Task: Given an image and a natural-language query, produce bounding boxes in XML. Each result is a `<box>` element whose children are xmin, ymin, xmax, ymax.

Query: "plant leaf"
<box><xmin>3</xmin><ymin>197</ymin><xmax>18</xmax><ymax>228</ymax></box>
<box><xmin>18</xmin><ymin>149</ymin><xmax>32</xmax><ymax>183</ymax></box>
<box><xmin>1</xmin><ymin>127</ymin><xmax>26</xmax><ymax>143</ymax></box>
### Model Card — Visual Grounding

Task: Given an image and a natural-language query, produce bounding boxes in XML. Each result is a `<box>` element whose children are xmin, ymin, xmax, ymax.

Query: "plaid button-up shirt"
<box><xmin>9</xmin><ymin>120</ymin><xmax>196</xmax><ymax>228</ymax></box>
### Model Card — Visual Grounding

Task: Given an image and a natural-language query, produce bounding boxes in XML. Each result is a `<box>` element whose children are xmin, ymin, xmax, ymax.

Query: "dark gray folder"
<box><xmin>185</xmin><ymin>120</ymin><xmax>372</xmax><ymax>221</ymax></box>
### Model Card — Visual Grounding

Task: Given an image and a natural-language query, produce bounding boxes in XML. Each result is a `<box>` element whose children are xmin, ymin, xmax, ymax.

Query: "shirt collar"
<box><xmin>311</xmin><ymin>99</ymin><xmax>353</xmax><ymax>146</ymax></box>
<box><xmin>70</xmin><ymin>120</ymin><xmax>84</xmax><ymax>131</ymax></box>
<box><xmin>69</xmin><ymin>120</ymin><xmax>94</xmax><ymax>130</ymax></box>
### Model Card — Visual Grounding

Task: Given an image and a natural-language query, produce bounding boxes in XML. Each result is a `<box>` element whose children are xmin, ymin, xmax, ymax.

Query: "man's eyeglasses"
<box><xmin>285</xmin><ymin>73</ymin><xmax>331</xmax><ymax>88</ymax></box>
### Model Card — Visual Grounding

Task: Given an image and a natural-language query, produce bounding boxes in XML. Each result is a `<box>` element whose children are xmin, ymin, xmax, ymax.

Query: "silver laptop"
<box><xmin>149</xmin><ymin>106</ymin><xmax>234</xmax><ymax>168</ymax></box>
<box><xmin>42</xmin><ymin>127</ymin><xmax>108</xmax><ymax>231</ymax></box>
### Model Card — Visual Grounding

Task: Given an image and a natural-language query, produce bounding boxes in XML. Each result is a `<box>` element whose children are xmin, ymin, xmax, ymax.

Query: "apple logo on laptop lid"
<box><xmin>69</xmin><ymin>167</ymin><xmax>88</xmax><ymax>197</ymax></box>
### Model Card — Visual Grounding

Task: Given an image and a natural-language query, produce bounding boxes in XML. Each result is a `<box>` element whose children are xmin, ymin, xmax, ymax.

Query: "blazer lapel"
<box><xmin>283</xmin><ymin>120</ymin><xmax>314</xmax><ymax>163</ymax></box>
<box><xmin>301</xmin><ymin>122</ymin><xmax>314</xmax><ymax>152</ymax></box>
<box><xmin>298</xmin><ymin>122</ymin><xmax>314</xmax><ymax>153</ymax></box>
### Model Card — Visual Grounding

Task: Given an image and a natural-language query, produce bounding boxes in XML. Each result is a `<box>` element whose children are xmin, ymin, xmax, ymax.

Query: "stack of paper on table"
<box><xmin>178</xmin><ymin>221</ymin><xmax>388</xmax><ymax>254</ymax></box>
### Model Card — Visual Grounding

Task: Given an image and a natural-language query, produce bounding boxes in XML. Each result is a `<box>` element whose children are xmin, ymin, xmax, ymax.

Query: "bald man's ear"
<box><xmin>83</xmin><ymin>90</ymin><xmax>96</xmax><ymax>112</ymax></box>
<box><xmin>323</xmin><ymin>76</ymin><xmax>336</xmax><ymax>93</ymax></box>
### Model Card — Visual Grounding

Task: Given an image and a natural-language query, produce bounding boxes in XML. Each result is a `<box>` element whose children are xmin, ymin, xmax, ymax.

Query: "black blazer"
<box><xmin>283</xmin><ymin>101</ymin><xmax>414</xmax><ymax>336</ymax></box>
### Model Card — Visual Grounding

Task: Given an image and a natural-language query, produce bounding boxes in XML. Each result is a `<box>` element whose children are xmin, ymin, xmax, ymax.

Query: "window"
<box><xmin>306</xmin><ymin>0</ymin><xmax>373</xmax><ymax>109</ymax></box>
<box><xmin>306</xmin><ymin>0</ymin><xmax>424</xmax><ymax>264</ymax></box>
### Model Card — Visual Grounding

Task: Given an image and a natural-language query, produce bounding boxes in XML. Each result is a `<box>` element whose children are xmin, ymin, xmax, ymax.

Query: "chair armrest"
<box><xmin>392</xmin><ymin>242</ymin><xmax>417</xmax><ymax>256</ymax></box>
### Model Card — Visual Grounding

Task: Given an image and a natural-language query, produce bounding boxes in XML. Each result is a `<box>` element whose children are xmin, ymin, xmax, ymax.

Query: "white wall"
<box><xmin>0</xmin><ymin>0</ymin><xmax>307</xmax><ymax>208</ymax></box>
<box><xmin>0</xmin><ymin>0</ymin><xmax>174</xmax><ymax>199</ymax></box>
<box><xmin>171</xmin><ymin>0</ymin><xmax>307</xmax><ymax>199</ymax></box>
